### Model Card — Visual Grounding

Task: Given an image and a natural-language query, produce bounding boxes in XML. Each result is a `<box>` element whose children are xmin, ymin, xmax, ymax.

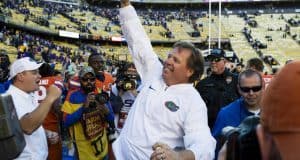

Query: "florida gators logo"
<box><xmin>165</xmin><ymin>101</ymin><xmax>179</xmax><ymax>112</ymax></box>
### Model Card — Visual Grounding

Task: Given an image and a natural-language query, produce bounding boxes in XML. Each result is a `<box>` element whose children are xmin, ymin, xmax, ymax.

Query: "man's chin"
<box><xmin>162</xmin><ymin>72</ymin><xmax>168</xmax><ymax>79</ymax></box>
<box><xmin>246</xmin><ymin>100</ymin><xmax>257</xmax><ymax>106</ymax></box>
<box><xmin>162</xmin><ymin>74</ymin><xmax>173</xmax><ymax>85</ymax></box>
<box><xmin>211</xmin><ymin>68</ymin><xmax>218</xmax><ymax>73</ymax></box>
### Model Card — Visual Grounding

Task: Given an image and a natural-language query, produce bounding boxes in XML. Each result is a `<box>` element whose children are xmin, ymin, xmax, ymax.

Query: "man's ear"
<box><xmin>237</xmin><ymin>84</ymin><xmax>242</xmax><ymax>95</ymax></box>
<box><xmin>15</xmin><ymin>73</ymin><xmax>24</xmax><ymax>82</ymax></box>
<box><xmin>186</xmin><ymin>69</ymin><xmax>194</xmax><ymax>78</ymax></box>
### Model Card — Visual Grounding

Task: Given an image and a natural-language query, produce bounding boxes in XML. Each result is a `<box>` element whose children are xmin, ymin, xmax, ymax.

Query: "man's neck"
<box><xmin>246</xmin><ymin>104</ymin><xmax>260</xmax><ymax>112</ymax></box>
<box><xmin>13</xmin><ymin>82</ymin><xmax>31</xmax><ymax>93</ymax></box>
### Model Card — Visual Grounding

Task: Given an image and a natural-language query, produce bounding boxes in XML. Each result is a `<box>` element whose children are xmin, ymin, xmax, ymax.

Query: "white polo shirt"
<box><xmin>7</xmin><ymin>85</ymin><xmax>48</xmax><ymax>160</ymax></box>
<box><xmin>113</xmin><ymin>6</ymin><xmax>216</xmax><ymax>160</ymax></box>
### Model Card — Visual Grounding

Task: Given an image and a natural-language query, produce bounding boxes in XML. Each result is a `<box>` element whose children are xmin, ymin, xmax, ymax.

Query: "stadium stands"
<box><xmin>0</xmin><ymin>0</ymin><xmax>299</xmax><ymax>72</ymax></box>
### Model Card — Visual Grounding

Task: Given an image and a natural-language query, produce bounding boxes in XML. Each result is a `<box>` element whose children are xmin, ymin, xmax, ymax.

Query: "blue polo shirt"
<box><xmin>212</xmin><ymin>97</ymin><xmax>256</xmax><ymax>138</ymax></box>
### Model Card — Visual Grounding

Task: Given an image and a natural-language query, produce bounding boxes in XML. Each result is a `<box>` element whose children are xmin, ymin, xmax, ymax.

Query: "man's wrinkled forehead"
<box><xmin>168</xmin><ymin>47</ymin><xmax>190</xmax><ymax>55</ymax></box>
<box><xmin>168</xmin><ymin>47</ymin><xmax>178</xmax><ymax>55</ymax></box>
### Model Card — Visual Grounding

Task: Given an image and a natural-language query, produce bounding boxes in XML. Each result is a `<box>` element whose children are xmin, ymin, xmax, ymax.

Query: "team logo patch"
<box><xmin>165</xmin><ymin>101</ymin><xmax>179</xmax><ymax>112</ymax></box>
<box><xmin>226</xmin><ymin>76</ymin><xmax>232</xmax><ymax>84</ymax></box>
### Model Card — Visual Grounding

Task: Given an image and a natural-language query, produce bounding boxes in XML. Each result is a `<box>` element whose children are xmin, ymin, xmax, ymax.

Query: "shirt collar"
<box><xmin>239</xmin><ymin>97</ymin><xmax>260</xmax><ymax>115</ymax></box>
<box><xmin>165</xmin><ymin>83</ymin><xmax>193</xmax><ymax>91</ymax></box>
<box><xmin>9</xmin><ymin>85</ymin><xmax>32</xmax><ymax>99</ymax></box>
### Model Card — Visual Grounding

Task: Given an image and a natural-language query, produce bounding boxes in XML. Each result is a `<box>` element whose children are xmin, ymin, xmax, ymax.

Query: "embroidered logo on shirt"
<box><xmin>226</xmin><ymin>76</ymin><xmax>232</xmax><ymax>84</ymax></box>
<box><xmin>165</xmin><ymin>101</ymin><xmax>179</xmax><ymax>112</ymax></box>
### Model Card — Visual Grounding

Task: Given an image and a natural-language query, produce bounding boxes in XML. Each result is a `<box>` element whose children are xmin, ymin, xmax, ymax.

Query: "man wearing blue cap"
<box><xmin>195</xmin><ymin>49</ymin><xmax>240</xmax><ymax>129</ymax></box>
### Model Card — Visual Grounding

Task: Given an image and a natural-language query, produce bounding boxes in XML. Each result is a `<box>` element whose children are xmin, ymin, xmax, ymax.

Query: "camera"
<box><xmin>86</xmin><ymin>92</ymin><xmax>118</xmax><ymax>142</ymax></box>
<box><xmin>118</xmin><ymin>74</ymin><xmax>137</xmax><ymax>91</ymax></box>
<box><xmin>122</xmin><ymin>79</ymin><xmax>136</xmax><ymax>91</ymax></box>
<box><xmin>219</xmin><ymin>116</ymin><xmax>261</xmax><ymax>160</ymax></box>
<box><xmin>89</xmin><ymin>92</ymin><xmax>109</xmax><ymax>108</ymax></box>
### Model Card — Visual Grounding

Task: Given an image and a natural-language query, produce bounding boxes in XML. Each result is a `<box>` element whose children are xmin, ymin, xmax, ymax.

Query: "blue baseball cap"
<box><xmin>207</xmin><ymin>49</ymin><xmax>226</xmax><ymax>60</ymax></box>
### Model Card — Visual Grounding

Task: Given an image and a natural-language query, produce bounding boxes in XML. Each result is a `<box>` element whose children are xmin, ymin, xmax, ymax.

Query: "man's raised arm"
<box><xmin>119</xmin><ymin>0</ymin><xmax>162</xmax><ymax>86</ymax></box>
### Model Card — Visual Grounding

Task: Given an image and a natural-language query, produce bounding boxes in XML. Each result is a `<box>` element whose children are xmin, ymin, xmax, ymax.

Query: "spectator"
<box><xmin>6</xmin><ymin>57</ymin><xmax>62</xmax><ymax>159</ymax></box>
<box><xmin>35</xmin><ymin>63</ymin><xmax>64</xmax><ymax>160</ymax></box>
<box><xmin>246</xmin><ymin>57</ymin><xmax>273</xmax><ymax>89</ymax></box>
<box><xmin>213</xmin><ymin>69</ymin><xmax>263</xmax><ymax>138</ymax></box>
<box><xmin>61</xmin><ymin>66</ymin><xmax>110</xmax><ymax>160</ymax></box>
<box><xmin>111</xmin><ymin>62</ymin><xmax>139</xmax><ymax>132</ymax></box>
<box><xmin>246</xmin><ymin>58</ymin><xmax>264</xmax><ymax>73</ymax></box>
<box><xmin>88</xmin><ymin>53</ymin><xmax>117</xmax><ymax>159</ymax></box>
<box><xmin>41</xmin><ymin>47</ymin><xmax>50</xmax><ymax>63</ymax></box>
<box><xmin>213</xmin><ymin>69</ymin><xmax>263</xmax><ymax>157</ymax></box>
<box><xmin>88</xmin><ymin>53</ymin><xmax>114</xmax><ymax>92</ymax></box>
<box><xmin>232</xmin><ymin>63</ymin><xmax>244</xmax><ymax>74</ymax></box>
<box><xmin>195</xmin><ymin>49</ymin><xmax>239</xmax><ymax>129</ymax></box>
<box><xmin>0</xmin><ymin>50</ymin><xmax>11</xmax><ymax>93</ymax></box>
<box><xmin>67</xmin><ymin>57</ymin><xmax>79</xmax><ymax>77</ymax></box>
<box><xmin>218</xmin><ymin>61</ymin><xmax>300</xmax><ymax>160</ymax></box>
<box><xmin>257</xmin><ymin>61</ymin><xmax>300</xmax><ymax>160</ymax></box>
<box><xmin>112</xmin><ymin>1</ymin><xmax>215</xmax><ymax>160</ymax></box>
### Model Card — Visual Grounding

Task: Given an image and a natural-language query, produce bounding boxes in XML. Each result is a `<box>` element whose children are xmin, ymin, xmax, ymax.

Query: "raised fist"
<box><xmin>84</xmin><ymin>0</ymin><xmax>130</xmax><ymax>7</ymax></box>
<box><xmin>46</xmin><ymin>85</ymin><xmax>62</xmax><ymax>102</ymax></box>
<box><xmin>85</xmin><ymin>0</ymin><xmax>111</xmax><ymax>5</ymax></box>
<box><xmin>120</xmin><ymin>0</ymin><xmax>130</xmax><ymax>7</ymax></box>
<box><xmin>120</xmin><ymin>0</ymin><xmax>130</xmax><ymax>4</ymax></box>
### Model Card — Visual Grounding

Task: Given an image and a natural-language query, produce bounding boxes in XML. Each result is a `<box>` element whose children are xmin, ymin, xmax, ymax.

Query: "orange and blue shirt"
<box><xmin>36</xmin><ymin>76</ymin><xmax>64</xmax><ymax>160</ymax></box>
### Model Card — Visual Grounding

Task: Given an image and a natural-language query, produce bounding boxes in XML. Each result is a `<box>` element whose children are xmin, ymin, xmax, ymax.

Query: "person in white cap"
<box><xmin>6</xmin><ymin>57</ymin><xmax>62</xmax><ymax>160</ymax></box>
